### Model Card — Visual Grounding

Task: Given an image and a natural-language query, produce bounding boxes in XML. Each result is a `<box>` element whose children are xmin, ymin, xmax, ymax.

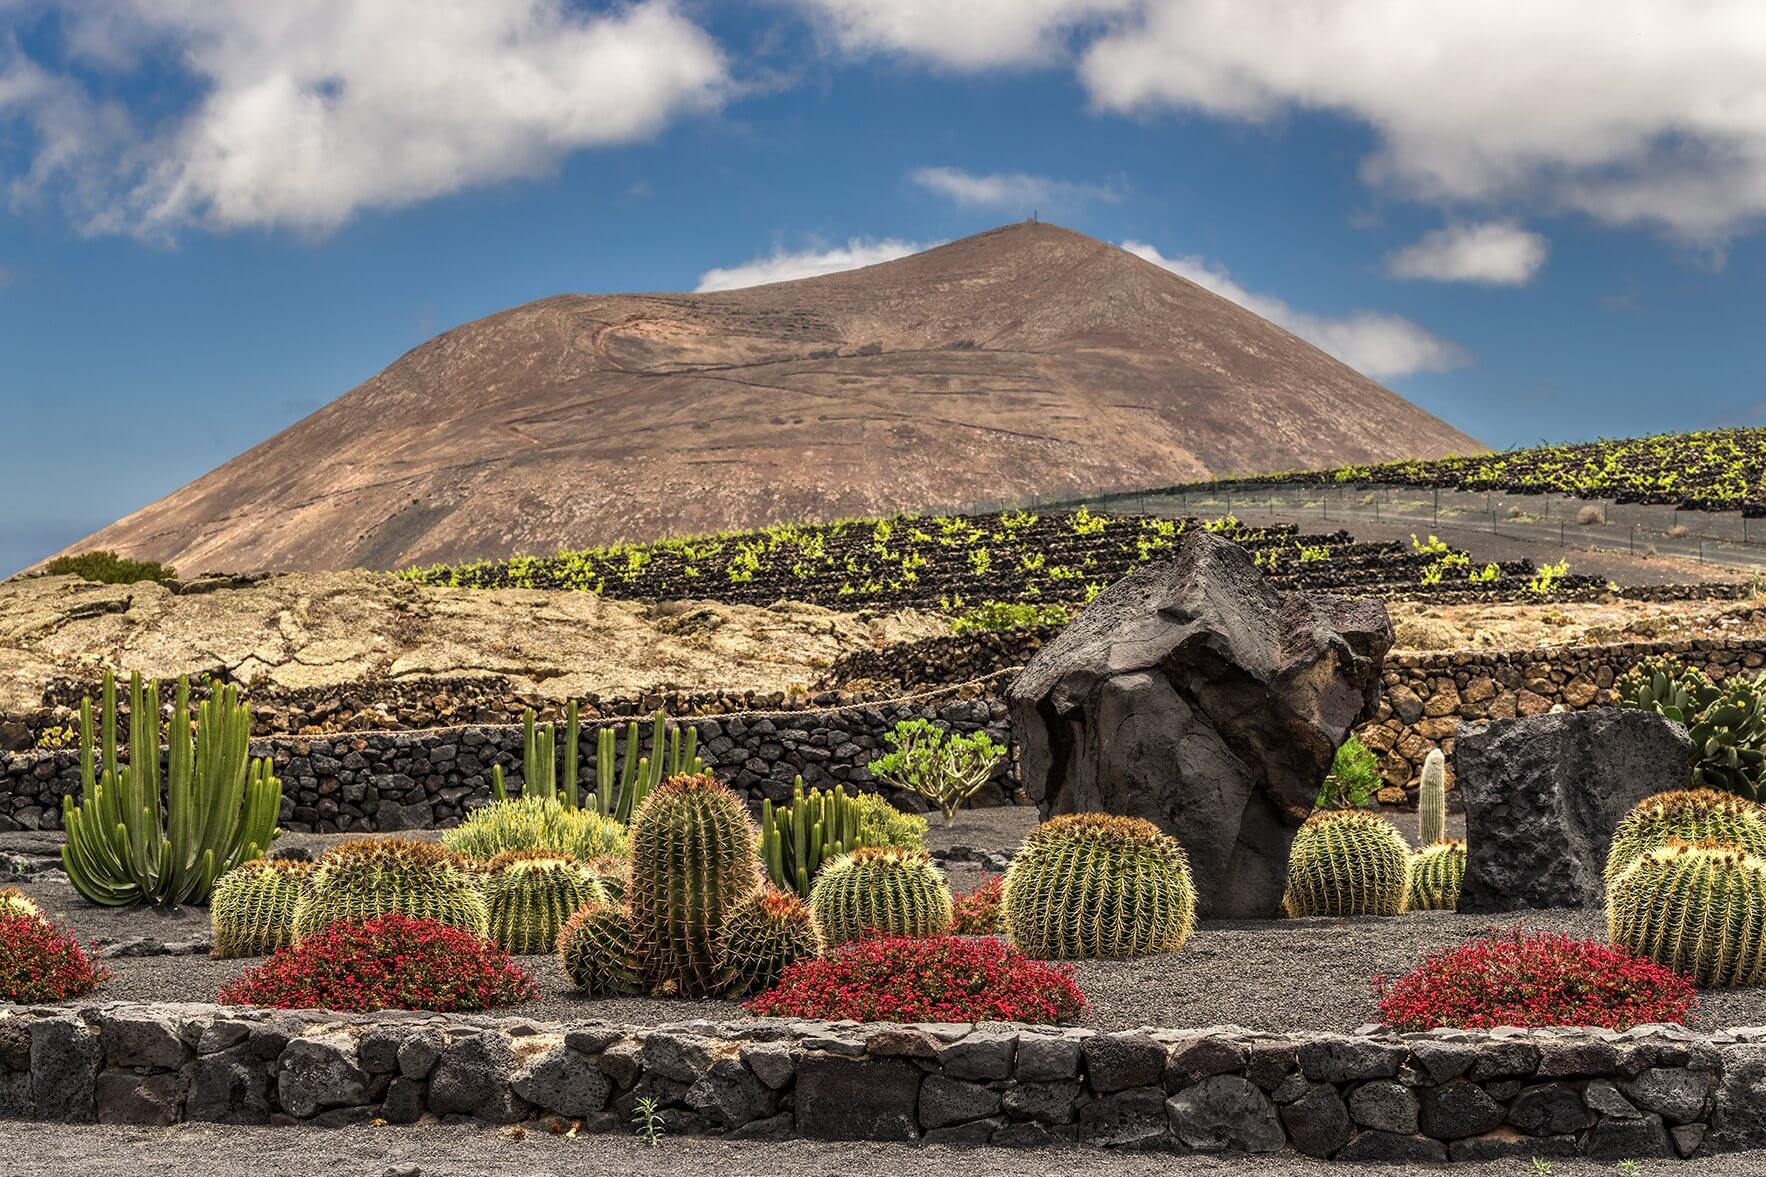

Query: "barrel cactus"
<box><xmin>210</xmin><ymin>858</ymin><xmax>313</xmax><ymax>957</ymax></box>
<box><xmin>628</xmin><ymin>773</ymin><xmax>763</xmax><ymax>996</ymax></box>
<box><xmin>808</xmin><ymin>846</ymin><xmax>953</xmax><ymax>946</ymax></box>
<box><xmin>292</xmin><ymin>838</ymin><xmax>488</xmax><ymax>941</ymax></box>
<box><xmin>1001</xmin><ymin>814</ymin><xmax>1197</xmax><ymax>959</ymax></box>
<box><xmin>483</xmin><ymin>850</ymin><xmax>607</xmax><ymax>955</ymax></box>
<box><xmin>716</xmin><ymin>887</ymin><xmax>821</xmax><ymax>996</ymax></box>
<box><xmin>442</xmin><ymin>796</ymin><xmax>627</xmax><ymax>863</ymax></box>
<box><xmin>1283</xmin><ymin>809</ymin><xmax>1411</xmax><ymax>918</ymax></box>
<box><xmin>1606</xmin><ymin>789</ymin><xmax>1766</xmax><ymax>889</ymax></box>
<box><xmin>1405</xmin><ymin>839</ymin><xmax>1466</xmax><ymax>912</ymax></box>
<box><xmin>1608</xmin><ymin>839</ymin><xmax>1766</xmax><ymax>986</ymax></box>
<box><xmin>0</xmin><ymin>886</ymin><xmax>41</xmax><ymax>921</ymax></box>
<box><xmin>557</xmin><ymin>901</ymin><xmax>646</xmax><ymax>996</ymax></box>
<box><xmin>1418</xmin><ymin>749</ymin><xmax>1448</xmax><ymax>847</ymax></box>
<box><xmin>586</xmin><ymin>853</ymin><xmax>631</xmax><ymax>902</ymax></box>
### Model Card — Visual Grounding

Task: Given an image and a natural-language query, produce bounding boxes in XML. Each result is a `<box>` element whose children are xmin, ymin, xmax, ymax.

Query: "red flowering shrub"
<box><xmin>219</xmin><ymin>914</ymin><xmax>536</xmax><ymax>1012</ymax></box>
<box><xmin>745</xmin><ymin>934</ymin><xmax>1084</xmax><ymax>1024</ymax></box>
<box><xmin>1376</xmin><ymin>928</ymin><xmax>1697</xmax><ymax>1032</ymax></box>
<box><xmin>0</xmin><ymin>911</ymin><xmax>109</xmax><ymax>1002</ymax></box>
<box><xmin>950</xmin><ymin>876</ymin><xmax>1003</xmax><ymax>935</ymax></box>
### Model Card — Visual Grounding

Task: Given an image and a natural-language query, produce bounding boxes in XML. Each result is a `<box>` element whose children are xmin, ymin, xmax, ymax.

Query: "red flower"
<box><xmin>220</xmin><ymin>914</ymin><xmax>537</xmax><ymax>1013</ymax></box>
<box><xmin>1375</xmin><ymin>927</ymin><xmax>1696</xmax><ymax>1032</ymax></box>
<box><xmin>745</xmin><ymin>934</ymin><xmax>1084</xmax><ymax>1024</ymax></box>
<box><xmin>949</xmin><ymin>876</ymin><xmax>1004</xmax><ymax>936</ymax></box>
<box><xmin>0</xmin><ymin>911</ymin><xmax>109</xmax><ymax>1002</ymax></box>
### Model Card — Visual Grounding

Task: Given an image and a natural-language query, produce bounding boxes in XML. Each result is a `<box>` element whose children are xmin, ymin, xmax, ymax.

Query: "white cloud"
<box><xmin>2</xmin><ymin>1</ymin><xmax>728</xmax><ymax>237</ymax></box>
<box><xmin>1386</xmin><ymin>221</ymin><xmax>1548</xmax><ymax>285</ymax></box>
<box><xmin>695</xmin><ymin>237</ymin><xmax>935</xmax><ymax>291</ymax></box>
<box><xmin>786</xmin><ymin>0</ymin><xmax>1134</xmax><ymax>69</ymax></box>
<box><xmin>909</xmin><ymin>165</ymin><xmax>1117</xmax><ymax>211</ymax></box>
<box><xmin>1121</xmin><ymin>240</ymin><xmax>1469</xmax><ymax>379</ymax></box>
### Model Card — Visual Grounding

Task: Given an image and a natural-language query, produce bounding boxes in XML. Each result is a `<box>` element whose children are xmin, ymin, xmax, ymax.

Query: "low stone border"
<box><xmin>5</xmin><ymin>1003</ymin><xmax>1765</xmax><ymax>1160</ymax></box>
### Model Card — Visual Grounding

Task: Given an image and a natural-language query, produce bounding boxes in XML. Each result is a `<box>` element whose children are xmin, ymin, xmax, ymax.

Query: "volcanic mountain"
<box><xmin>65</xmin><ymin>223</ymin><xmax>1479</xmax><ymax>573</ymax></box>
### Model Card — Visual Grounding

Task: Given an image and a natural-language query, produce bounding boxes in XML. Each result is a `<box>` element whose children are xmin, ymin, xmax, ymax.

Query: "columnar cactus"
<box><xmin>209</xmin><ymin>858</ymin><xmax>313</xmax><ymax>957</ymax></box>
<box><xmin>807</xmin><ymin>846</ymin><xmax>953</xmax><ymax>947</ymax></box>
<box><xmin>442</xmin><ymin>796</ymin><xmax>628</xmax><ymax>863</ymax></box>
<box><xmin>1000</xmin><ymin>814</ymin><xmax>1197</xmax><ymax>959</ymax></box>
<box><xmin>715</xmin><ymin>887</ymin><xmax>821</xmax><ymax>996</ymax></box>
<box><xmin>759</xmin><ymin>778</ymin><xmax>926</xmax><ymax>897</ymax></box>
<box><xmin>1606</xmin><ymin>789</ymin><xmax>1766</xmax><ymax>889</ymax></box>
<box><xmin>1405</xmin><ymin>840</ymin><xmax>1465</xmax><ymax>912</ymax></box>
<box><xmin>1283</xmin><ymin>810</ymin><xmax>1411</xmax><ymax>918</ymax></box>
<box><xmin>483</xmin><ymin>851</ymin><xmax>607</xmax><ymax>955</ymax></box>
<box><xmin>557</xmin><ymin>901</ymin><xmax>646</xmax><ymax>996</ymax></box>
<box><xmin>1418</xmin><ymin>749</ymin><xmax>1448</xmax><ymax>847</ymax></box>
<box><xmin>628</xmin><ymin>773</ymin><xmax>763</xmax><ymax>996</ymax></box>
<box><xmin>1608</xmin><ymin>839</ymin><xmax>1766</xmax><ymax>986</ymax></box>
<box><xmin>292</xmin><ymin>839</ymin><xmax>488</xmax><ymax>941</ymax></box>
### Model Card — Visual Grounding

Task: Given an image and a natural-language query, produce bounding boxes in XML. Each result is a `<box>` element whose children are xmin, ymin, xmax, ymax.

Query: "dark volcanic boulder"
<box><xmin>1456</xmin><ymin>709</ymin><xmax>1692</xmax><ymax>912</ymax></box>
<box><xmin>1007</xmin><ymin>531</ymin><xmax>1393</xmax><ymax>918</ymax></box>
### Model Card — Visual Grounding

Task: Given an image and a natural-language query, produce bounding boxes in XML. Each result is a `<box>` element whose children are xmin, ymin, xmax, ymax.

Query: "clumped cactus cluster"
<box><xmin>292</xmin><ymin>838</ymin><xmax>488</xmax><ymax>941</ymax></box>
<box><xmin>210</xmin><ymin>858</ymin><xmax>313</xmax><ymax>957</ymax></box>
<box><xmin>715</xmin><ymin>887</ymin><xmax>821</xmax><ymax>995</ymax></box>
<box><xmin>808</xmin><ymin>846</ymin><xmax>954</xmax><ymax>947</ymax></box>
<box><xmin>1606</xmin><ymin>789</ymin><xmax>1766</xmax><ymax>888</ymax></box>
<box><xmin>483</xmin><ymin>851</ymin><xmax>607</xmax><ymax>955</ymax></box>
<box><xmin>1283</xmin><ymin>809</ymin><xmax>1411</xmax><ymax>918</ymax></box>
<box><xmin>442</xmin><ymin>796</ymin><xmax>628</xmax><ymax>863</ymax></box>
<box><xmin>1001</xmin><ymin>814</ymin><xmax>1196</xmax><ymax>959</ymax></box>
<box><xmin>1405</xmin><ymin>839</ymin><xmax>1465</xmax><ymax>912</ymax></box>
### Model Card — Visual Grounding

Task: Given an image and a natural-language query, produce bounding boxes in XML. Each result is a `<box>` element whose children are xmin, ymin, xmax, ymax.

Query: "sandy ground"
<box><xmin>1386</xmin><ymin>596</ymin><xmax>1766</xmax><ymax>652</ymax></box>
<box><xmin>13</xmin><ymin>1123</ymin><xmax>1763</xmax><ymax>1177</ymax></box>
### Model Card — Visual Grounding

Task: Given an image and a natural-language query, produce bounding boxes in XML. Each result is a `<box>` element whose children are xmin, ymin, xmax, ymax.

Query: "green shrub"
<box><xmin>1316</xmin><ymin>734</ymin><xmax>1381</xmax><ymax>810</ymax></box>
<box><xmin>42</xmin><ymin>550</ymin><xmax>178</xmax><ymax>587</ymax></box>
<box><xmin>1621</xmin><ymin>657</ymin><xmax>1766</xmax><ymax>801</ymax></box>
<box><xmin>949</xmin><ymin>601</ymin><xmax>1071</xmax><ymax>634</ymax></box>
<box><xmin>867</xmin><ymin>720</ymin><xmax>1005</xmax><ymax>823</ymax></box>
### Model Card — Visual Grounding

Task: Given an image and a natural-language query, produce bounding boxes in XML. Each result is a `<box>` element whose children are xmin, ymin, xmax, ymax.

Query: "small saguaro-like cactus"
<box><xmin>1405</xmin><ymin>839</ymin><xmax>1466</xmax><ymax>912</ymax></box>
<box><xmin>1283</xmin><ymin>809</ymin><xmax>1411</xmax><ymax>918</ymax></box>
<box><xmin>483</xmin><ymin>850</ymin><xmax>607</xmax><ymax>956</ymax></box>
<box><xmin>557</xmin><ymin>901</ymin><xmax>646</xmax><ymax>996</ymax></box>
<box><xmin>1001</xmin><ymin>813</ymin><xmax>1197</xmax><ymax>959</ymax></box>
<box><xmin>807</xmin><ymin>846</ymin><xmax>954</xmax><ymax>947</ymax></box>
<box><xmin>715</xmin><ymin>887</ymin><xmax>821</xmax><ymax>996</ymax></box>
<box><xmin>209</xmin><ymin>858</ymin><xmax>313</xmax><ymax>957</ymax></box>
<box><xmin>291</xmin><ymin>839</ymin><xmax>488</xmax><ymax>941</ymax></box>
<box><xmin>1418</xmin><ymin>749</ymin><xmax>1448</xmax><ymax>847</ymax></box>
<box><xmin>1605</xmin><ymin>789</ymin><xmax>1766</xmax><ymax>890</ymax></box>
<box><xmin>1608</xmin><ymin>839</ymin><xmax>1766</xmax><ymax>987</ymax></box>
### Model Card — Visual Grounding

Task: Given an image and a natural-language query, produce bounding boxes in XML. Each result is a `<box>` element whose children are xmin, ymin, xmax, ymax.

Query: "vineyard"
<box><xmin>401</xmin><ymin>507</ymin><xmax>1603</xmax><ymax>609</ymax></box>
<box><xmin>1175</xmin><ymin>429</ymin><xmax>1766</xmax><ymax>515</ymax></box>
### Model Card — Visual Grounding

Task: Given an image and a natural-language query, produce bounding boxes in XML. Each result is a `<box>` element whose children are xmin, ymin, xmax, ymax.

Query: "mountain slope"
<box><xmin>65</xmin><ymin>222</ymin><xmax>1480</xmax><ymax>572</ymax></box>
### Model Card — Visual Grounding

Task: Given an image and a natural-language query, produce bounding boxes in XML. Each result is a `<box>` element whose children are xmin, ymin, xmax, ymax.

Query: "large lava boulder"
<box><xmin>1456</xmin><ymin>708</ymin><xmax>1692</xmax><ymax>912</ymax></box>
<box><xmin>1007</xmin><ymin>531</ymin><xmax>1393</xmax><ymax>919</ymax></box>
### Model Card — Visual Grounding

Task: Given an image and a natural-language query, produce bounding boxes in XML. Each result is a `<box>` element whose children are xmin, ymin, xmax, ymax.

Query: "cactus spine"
<box><xmin>61</xmin><ymin>672</ymin><xmax>282</xmax><ymax>907</ymax></box>
<box><xmin>557</xmin><ymin>902</ymin><xmax>646</xmax><ymax>996</ymax></box>
<box><xmin>1001</xmin><ymin>814</ymin><xmax>1197</xmax><ymax>959</ymax></box>
<box><xmin>628</xmin><ymin>773</ymin><xmax>762</xmax><ymax>996</ymax></box>
<box><xmin>483</xmin><ymin>850</ymin><xmax>607</xmax><ymax>955</ymax></box>
<box><xmin>1608</xmin><ymin>839</ymin><xmax>1766</xmax><ymax>986</ymax></box>
<box><xmin>1283</xmin><ymin>809</ymin><xmax>1411</xmax><ymax>918</ymax></box>
<box><xmin>1405</xmin><ymin>840</ymin><xmax>1465</xmax><ymax>912</ymax></box>
<box><xmin>715</xmin><ymin>887</ymin><xmax>821</xmax><ymax>996</ymax></box>
<box><xmin>292</xmin><ymin>838</ymin><xmax>488</xmax><ymax>941</ymax></box>
<box><xmin>808</xmin><ymin>846</ymin><xmax>953</xmax><ymax>947</ymax></box>
<box><xmin>1606</xmin><ymin>789</ymin><xmax>1766</xmax><ymax>889</ymax></box>
<box><xmin>210</xmin><ymin>858</ymin><xmax>312</xmax><ymax>957</ymax></box>
<box><xmin>1418</xmin><ymin>749</ymin><xmax>1447</xmax><ymax>847</ymax></box>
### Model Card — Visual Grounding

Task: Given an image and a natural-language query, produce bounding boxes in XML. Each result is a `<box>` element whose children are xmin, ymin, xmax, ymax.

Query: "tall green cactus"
<box><xmin>1283</xmin><ymin>809</ymin><xmax>1411</xmax><ymax>918</ymax></box>
<box><xmin>1608</xmin><ymin>839</ymin><xmax>1766</xmax><ymax>986</ymax></box>
<box><xmin>1405</xmin><ymin>839</ymin><xmax>1465</xmax><ymax>911</ymax></box>
<box><xmin>558</xmin><ymin>901</ymin><xmax>646</xmax><ymax>996</ymax></box>
<box><xmin>807</xmin><ymin>846</ymin><xmax>953</xmax><ymax>946</ymax></box>
<box><xmin>715</xmin><ymin>886</ymin><xmax>821</xmax><ymax>996</ymax></box>
<box><xmin>759</xmin><ymin>779</ymin><xmax>926</xmax><ymax>897</ymax></box>
<box><xmin>1418</xmin><ymin>749</ymin><xmax>1447</xmax><ymax>847</ymax></box>
<box><xmin>61</xmin><ymin>672</ymin><xmax>282</xmax><ymax>907</ymax></box>
<box><xmin>210</xmin><ymin>858</ymin><xmax>312</xmax><ymax>957</ymax></box>
<box><xmin>1606</xmin><ymin>789</ymin><xmax>1766</xmax><ymax>889</ymax></box>
<box><xmin>1001</xmin><ymin>814</ymin><xmax>1196</xmax><ymax>959</ymax></box>
<box><xmin>483</xmin><ymin>850</ymin><xmax>607</xmax><ymax>955</ymax></box>
<box><xmin>628</xmin><ymin>772</ymin><xmax>762</xmax><ymax>996</ymax></box>
<box><xmin>592</xmin><ymin>712</ymin><xmax>703</xmax><ymax>823</ymax></box>
<box><xmin>291</xmin><ymin>838</ymin><xmax>488</xmax><ymax>941</ymax></box>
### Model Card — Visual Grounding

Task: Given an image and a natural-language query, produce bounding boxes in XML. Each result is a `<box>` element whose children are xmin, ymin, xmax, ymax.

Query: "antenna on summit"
<box><xmin>1032</xmin><ymin>210</ymin><xmax>1039</xmax><ymax>223</ymax></box>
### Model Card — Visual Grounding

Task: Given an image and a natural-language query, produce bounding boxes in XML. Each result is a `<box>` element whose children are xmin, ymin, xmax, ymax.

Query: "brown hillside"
<box><xmin>63</xmin><ymin>223</ymin><xmax>1480</xmax><ymax>572</ymax></box>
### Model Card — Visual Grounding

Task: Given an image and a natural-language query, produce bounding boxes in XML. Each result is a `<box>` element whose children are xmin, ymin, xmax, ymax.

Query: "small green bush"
<box><xmin>1316</xmin><ymin>734</ymin><xmax>1381</xmax><ymax>810</ymax></box>
<box><xmin>41</xmin><ymin>550</ymin><xmax>178</xmax><ymax>587</ymax></box>
<box><xmin>868</xmin><ymin>719</ymin><xmax>1005</xmax><ymax>823</ymax></box>
<box><xmin>949</xmin><ymin>601</ymin><xmax>1071</xmax><ymax>634</ymax></box>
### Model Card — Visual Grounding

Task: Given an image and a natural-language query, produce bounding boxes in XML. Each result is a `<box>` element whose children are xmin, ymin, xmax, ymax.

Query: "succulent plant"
<box><xmin>808</xmin><ymin>846</ymin><xmax>953</xmax><ymax>947</ymax></box>
<box><xmin>715</xmin><ymin>887</ymin><xmax>821</xmax><ymax>996</ymax></box>
<box><xmin>1405</xmin><ymin>839</ymin><xmax>1465</xmax><ymax>912</ymax></box>
<box><xmin>1606</xmin><ymin>789</ymin><xmax>1766</xmax><ymax>889</ymax></box>
<box><xmin>867</xmin><ymin>720</ymin><xmax>1004</xmax><ymax>823</ymax></box>
<box><xmin>0</xmin><ymin>886</ymin><xmax>42</xmax><ymax>921</ymax></box>
<box><xmin>557</xmin><ymin>901</ymin><xmax>646</xmax><ymax>996</ymax></box>
<box><xmin>759</xmin><ymin>778</ymin><xmax>926</xmax><ymax>897</ymax></box>
<box><xmin>209</xmin><ymin>858</ymin><xmax>313</xmax><ymax>957</ymax></box>
<box><xmin>483</xmin><ymin>850</ymin><xmax>608</xmax><ymax>956</ymax></box>
<box><xmin>1617</xmin><ymin>655</ymin><xmax>1718</xmax><ymax>717</ymax></box>
<box><xmin>1000</xmin><ymin>813</ymin><xmax>1196</xmax><ymax>959</ymax></box>
<box><xmin>292</xmin><ymin>838</ymin><xmax>488</xmax><ymax>941</ymax></box>
<box><xmin>1608</xmin><ymin>839</ymin><xmax>1766</xmax><ymax>987</ymax></box>
<box><xmin>591</xmin><ymin>712</ymin><xmax>704</xmax><ymax>823</ymax></box>
<box><xmin>1418</xmin><ymin>749</ymin><xmax>1447</xmax><ymax>847</ymax></box>
<box><xmin>628</xmin><ymin>773</ymin><xmax>763</xmax><ymax>996</ymax></box>
<box><xmin>1282</xmin><ymin>809</ymin><xmax>1411</xmax><ymax>918</ymax></box>
<box><xmin>1620</xmin><ymin>657</ymin><xmax>1766</xmax><ymax>802</ymax></box>
<box><xmin>442</xmin><ymin>796</ymin><xmax>628</xmax><ymax>863</ymax></box>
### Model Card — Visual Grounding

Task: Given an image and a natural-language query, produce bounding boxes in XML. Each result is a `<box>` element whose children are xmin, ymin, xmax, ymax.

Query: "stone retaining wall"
<box><xmin>4</xmin><ymin>1003</ymin><xmax>1763</xmax><ymax>1161</ymax></box>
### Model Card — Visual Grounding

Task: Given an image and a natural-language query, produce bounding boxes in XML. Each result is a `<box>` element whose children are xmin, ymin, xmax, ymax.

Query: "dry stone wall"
<box><xmin>3</xmin><ymin>1003</ymin><xmax>1762</xmax><ymax>1161</ymax></box>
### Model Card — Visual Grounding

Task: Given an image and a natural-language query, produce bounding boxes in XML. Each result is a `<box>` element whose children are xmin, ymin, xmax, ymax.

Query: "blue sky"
<box><xmin>2</xmin><ymin>1</ymin><xmax>1764</xmax><ymax>575</ymax></box>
